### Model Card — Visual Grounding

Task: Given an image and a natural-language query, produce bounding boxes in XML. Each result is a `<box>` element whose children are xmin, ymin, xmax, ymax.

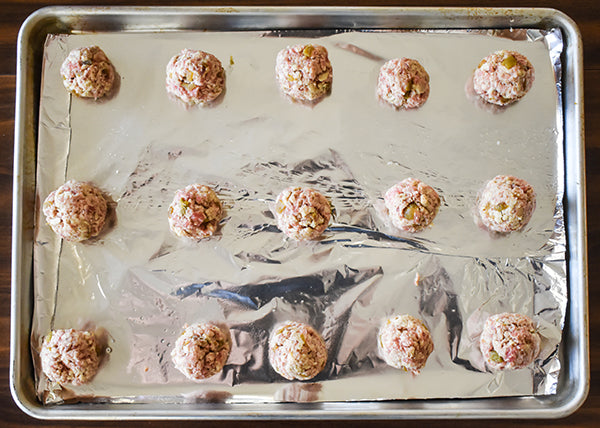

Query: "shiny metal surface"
<box><xmin>11</xmin><ymin>7</ymin><xmax>587</xmax><ymax>419</ymax></box>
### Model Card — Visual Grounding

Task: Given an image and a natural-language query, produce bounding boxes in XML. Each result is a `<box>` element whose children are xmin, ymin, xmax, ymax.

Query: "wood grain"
<box><xmin>1</xmin><ymin>1</ymin><xmax>598</xmax><ymax>426</ymax></box>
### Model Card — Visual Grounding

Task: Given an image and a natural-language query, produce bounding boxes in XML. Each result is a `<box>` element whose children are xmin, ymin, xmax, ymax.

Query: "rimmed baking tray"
<box><xmin>11</xmin><ymin>6</ymin><xmax>587</xmax><ymax>419</ymax></box>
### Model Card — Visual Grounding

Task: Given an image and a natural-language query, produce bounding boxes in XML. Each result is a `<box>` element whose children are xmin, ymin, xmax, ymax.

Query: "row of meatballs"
<box><xmin>60</xmin><ymin>44</ymin><xmax>534</xmax><ymax>107</ymax></box>
<box><xmin>42</xmin><ymin>175</ymin><xmax>536</xmax><ymax>243</ymax></box>
<box><xmin>40</xmin><ymin>312</ymin><xmax>541</xmax><ymax>386</ymax></box>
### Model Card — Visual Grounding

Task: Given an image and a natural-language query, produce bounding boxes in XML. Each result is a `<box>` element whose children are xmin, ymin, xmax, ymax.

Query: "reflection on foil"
<box><xmin>417</xmin><ymin>262</ymin><xmax>478</xmax><ymax>372</ymax></box>
<box><xmin>172</xmin><ymin>266</ymin><xmax>383</xmax><ymax>311</ymax></box>
<box><xmin>334</xmin><ymin>42</ymin><xmax>385</xmax><ymax>61</ymax></box>
<box><xmin>275</xmin><ymin>382</ymin><xmax>322</xmax><ymax>402</ymax></box>
<box><xmin>182</xmin><ymin>390</ymin><xmax>233</xmax><ymax>404</ymax></box>
<box><xmin>491</xmin><ymin>29</ymin><xmax>529</xmax><ymax>41</ymax></box>
<box><xmin>327</xmin><ymin>225</ymin><xmax>429</xmax><ymax>250</ymax></box>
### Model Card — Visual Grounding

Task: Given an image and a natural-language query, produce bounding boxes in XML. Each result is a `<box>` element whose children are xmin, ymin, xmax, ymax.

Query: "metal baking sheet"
<box><xmin>12</xmin><ymin>7</ymin><xmax>588</xmax><ymax>419</ymax></box>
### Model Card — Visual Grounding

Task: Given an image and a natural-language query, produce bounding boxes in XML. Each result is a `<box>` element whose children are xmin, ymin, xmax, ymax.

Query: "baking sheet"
<box><xmin>32</xmin><ymin>28</ymin><xmax>565</xmax><ymax>405</ymax></box>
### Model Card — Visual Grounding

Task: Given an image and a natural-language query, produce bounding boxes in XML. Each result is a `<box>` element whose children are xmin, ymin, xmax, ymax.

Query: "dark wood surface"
<box><xmin>1</xmin><ymin>0</ymin><xmax>598</xmax><ymax>426</ymax></box>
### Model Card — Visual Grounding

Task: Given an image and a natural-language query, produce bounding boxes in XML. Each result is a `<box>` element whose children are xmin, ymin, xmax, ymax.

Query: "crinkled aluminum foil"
<box><xmin>32</xmin><ymin>28</ymin><xmax>565</xmax><ymax>405</ymax></box>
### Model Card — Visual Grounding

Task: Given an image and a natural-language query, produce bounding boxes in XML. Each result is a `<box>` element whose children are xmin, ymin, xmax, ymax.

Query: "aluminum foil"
<box><xmin>32</xmin><ymin>28</ymin><xmax>565</xmax><ymax>405</ymax></box>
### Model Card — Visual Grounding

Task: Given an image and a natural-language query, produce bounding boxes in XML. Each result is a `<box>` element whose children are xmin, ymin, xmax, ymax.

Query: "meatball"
<box><xmin>40</xmin><ymin>329</ymin><xmax>100</xmax><ymax>385</ymax></box>
<box><xmin>378</xmin><ymin>314</ymin><xmax>434</xmax><ymax>374</ymax></box>
<box><xmin>166</xmin><ymin>49</ymin><xmax>225</xmax><ymax>104</ymax></box>
<box><xmin>168</xmin><ymin>184</ymin><xmax>223</xmax><ymax>239</ymax></box>
<box><xmin>384</xmin><ymin>178</ymin><xmax>441</xmax><ymax>232</ymax></box>
<box><xmin>171</xmin><ymin>323</ymin><xmax>231</xmax><ymax>380</ymax></box>
<box><xmin>42</xmin><ymin>180</ymin><xmax>108</xmax><ymax>242</ymax></box>
<box><xmin>473</xmin><ymin>50</ymin><xmax>534</xmax><ymax>106</ymax></box>
<box><xmin>269</xmin><ymin>321</ymin><xmax>328</xmax><ymax>381</ymax></box>
<box><xmin>60</xmin><ymin>46</ymin><xmax>115</xmax><ymax>99</ymax></box>
<box><xmin>480</xmin><ymin>312</ymin><xmax>541</xmax><ymax>370</ymax></box>
<box><xmin>274</xmin><ymin>187</ymin><xmax>332</xmax><ymax>240</ymax></box>
<box><xmin>478</xmin><ymin>175</ymin><xmax>536</xmax><ymax>233</ymax></box>
<box><xmin>275</xmin><ymin>44</ymin><xmax>333</xmax><ymax>102</ymax></box>
<box><xmin>377</xmin><ymin>58</ymin><xmax>430</xmax><ymax>109</ymax></box>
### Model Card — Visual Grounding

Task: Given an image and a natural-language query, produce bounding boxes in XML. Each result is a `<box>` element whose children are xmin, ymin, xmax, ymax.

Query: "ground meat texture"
<box><xmin>43</xmin><ymin>180</ymin><xmax>108</xmax><ymax>242</ymax></box>
<box><xmin>384</xmin><ymin>178</ymin><xmax>441</xmax><ymax>232</ymax></box>
<box><xmin>480</xmin><ymin>313</ymin><xmax>541</xmax><ymax>370</ymax></box>
<box><xmin>171</xmin><ymin>323</ymin><xmax>231</xmax><ymax>381</ymax></box>
<box><xmin>478</xmin><ymin>175</ymin><xmax>536</xmax><ymax>233</ymax></box>
<box><xmin>60</xmin><ymin>46</ymin><xmax>115</xmax><ymax>99</ymax></box>
<box><xmin>269</xmin><ymin>321</ymin><xmax>328</xmax><ymax>381</ymax></box>
<box><xmin>473</xmin><ymin>50</ymin><xmax>535</xmax><ymax>106</ymax></box>
<box><xmin>40</xmin><ymin>329</ymin><xmax>100</xmax><ymax>385</ymax></box>
<box><xmin>275</xmin><ymin>44</ymin><xmax>333</xmax><ymax>102</ymax></box>
<box><xmin>275</xmin><ymin>187</ymin><xmax>332</xmax><ymax>240</ymax></box>
<box><xmin>378</xmin><ymin>315</ymin><xmax>434</xmax><ymax>374</ymax></box>
<box><xmin>377</xmin><ymin>58</ymin><xmax>430</xmax><ymax>109</ymax></box>
<box><xmin>168</xmin><ymin>184</ymin><xmax>223</xmax><ymax>239</ymax></box>
<box><xmin>166</xmin><ymin>49</ymin><xmax>225</xmax><ymax>104</ymax></box>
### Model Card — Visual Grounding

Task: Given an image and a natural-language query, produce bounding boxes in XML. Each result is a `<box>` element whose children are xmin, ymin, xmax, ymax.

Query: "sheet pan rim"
<box><xmin>11</xmin><ymin>5</ymin><xmax>588</xmax><ymax>420</ymax></box>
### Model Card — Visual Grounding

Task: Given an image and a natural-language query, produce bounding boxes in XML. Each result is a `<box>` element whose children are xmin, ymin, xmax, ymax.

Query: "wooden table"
<box><xmin>1</xmin><ymin>1</ymin><xmax>597</xmax><ymax>426</ymax></box>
